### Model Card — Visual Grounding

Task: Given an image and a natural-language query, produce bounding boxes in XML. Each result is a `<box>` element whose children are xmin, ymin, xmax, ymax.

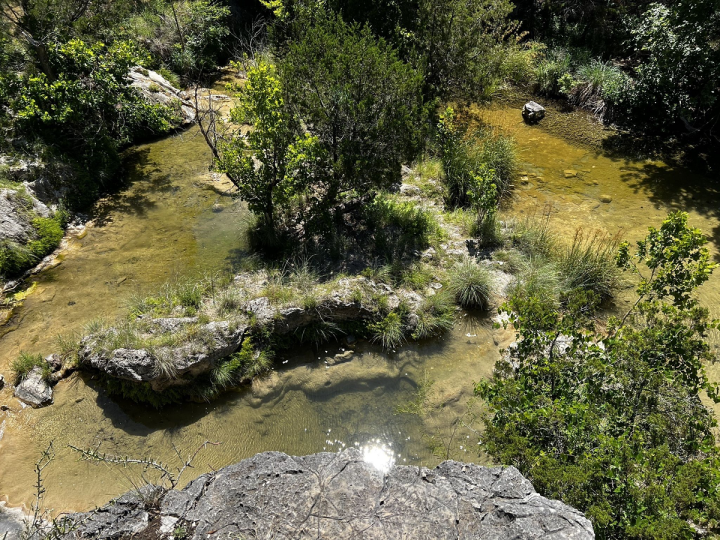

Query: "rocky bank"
<box><xmin>50</xmin><ymin>449</ymin><xmax>594</xmax><ymax>539</ymax></box>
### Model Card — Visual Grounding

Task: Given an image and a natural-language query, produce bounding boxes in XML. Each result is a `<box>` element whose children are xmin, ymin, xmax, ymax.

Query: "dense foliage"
<box><xmin>212</xmin><ymin>14</ymin><xmax>426</xmax><ymax>242</ymax></box>
<box><xmin>477</xmin><ymin>212</ymin><xmax>720</xmax><ymax>539</ymax></box>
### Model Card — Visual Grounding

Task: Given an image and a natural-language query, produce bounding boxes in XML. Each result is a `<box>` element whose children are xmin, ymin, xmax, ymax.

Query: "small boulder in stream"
<box><xmin>14</xmin><ymin>367</ymin><xmax>53</xmax><ymax>408</ymax></box>
<box><xmin>522</xmin><ymin>101</ymin><xmax>546</xmax><ymax>123</ymax></box>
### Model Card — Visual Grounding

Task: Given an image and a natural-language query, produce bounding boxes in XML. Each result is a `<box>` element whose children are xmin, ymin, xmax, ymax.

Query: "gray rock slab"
<box><xmin>14</xmin><ymin>367</ymin><xmax>52</xmax><ymax>408</ymax></box>
<box><xmin>63</xmin><ymin>450</ymin><xmax>594</xmax><ymax>539</ymax></box>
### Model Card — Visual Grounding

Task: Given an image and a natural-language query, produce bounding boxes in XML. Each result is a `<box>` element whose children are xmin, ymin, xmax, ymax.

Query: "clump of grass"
<box><xmin>413</xmin><ymin>292</ymin><xmax>455</xmax><ymax>340</ymax></box>
<box><xmin>492</xmin><ymin>248</ymin><xmax>528</xmax><ymax>274</ymax></box>
<box><xmin>411</xmin><ymin>156</ymin><xmax>445</xmax><ymax>199</ymax></box>
<box><xmin>448</xmin><ymin>259</ymin><xmax>493</xmax><ymax>310</ymax></box>
<box><xmin>288</xmin><ymin>260</ymin><xmax>318</xmax><ymax>292</ymax></box>
<box><xmin>471</xmin><ymin>211</ymin><xmax>503</xmax><ymax>247</ymax></box>
<box><xmin>509</xmin><ymin>212</ymin><xmax>555</xmax><ymax>258</ymax></box>
<box><xmin>400</xmin><ymin>264</ymin><xmax>435</xmax><ymax>291</ymax></box>
<box><xmin>364</xmin><ymin>194</ymin><xmax>440</xmax><ymax>259</ymax></box>
<box><xmin>508</xmin><ymin>258</ymin><xmax>561</xmax><ymax>309</ymax></box>
<box><xmin>443</xmin><ymin>208</ymin><xmax>476</xmax><ymax>237</ymax></box>
<box><xmin>55</xmin><ymin>332</ymin><xmax>81</xmax><ymax>366</ymax></box>
<box><xmin>127</xmin><ymin>276</ymin><xmax>211</xmax><ymax>317</ymax></box>
<box><xmin>12</xmin><ymin>352</ymin><xmax>51</xmax><ymax>384</ymax></box>
<box><xmin>296</xmin><ymin>320</ymin><xmax>342</xmax><ymax>347</ymax></box>
<box><xmin>217</xmin><ymin>288</ymin><xmax>243</xmax><ymax>315</ymax></box>
<box><xmin>361</xmin><ymin>263</ymin><xmax>392</xmax><ymax>284</ymax></box>
<box><xmin>369</xmin><ymin>312</ymin><xmax>406</xmax><ymax>350</ymax></box>
<box><xmin>558</xmin><ymin>229</ymin><xmax>621</xmax><ymax>299</ymax></box>
<box><xmin>211</xmin><ymin>338</ymin><xmax>271</xmax><ymax>390</ymax></box>
<box><xmin>152</xmin><ymin>348</ymin><xmax>180</xmax><ymax>380</ymax></box>
<box><xmin>157</xmin><ymin>67</ymin><xmax>181</xmax><ymax>88</ymax></box>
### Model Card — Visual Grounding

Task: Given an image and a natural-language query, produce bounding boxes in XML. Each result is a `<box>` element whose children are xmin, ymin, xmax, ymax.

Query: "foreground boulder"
<box><xmin>522</xmin><ymin>101</ymin><xmax>546</xmax><ymax>123</ymax></box>
<box><xmin>14</xmin><ymin>367</ymin><xmax>53</xmax><ymax>408</ymax></box>
<box><xmin>60</xmin><ymin>449</ymin><xmax>594</xmax><ymax>539</ymax></box>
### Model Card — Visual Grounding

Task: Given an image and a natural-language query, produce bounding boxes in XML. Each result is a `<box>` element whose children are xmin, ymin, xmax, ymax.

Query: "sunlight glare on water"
<box><xmin>362</xmin><ymin>440</ymin><xmax>396</xmax><ymax>474</ymax></box>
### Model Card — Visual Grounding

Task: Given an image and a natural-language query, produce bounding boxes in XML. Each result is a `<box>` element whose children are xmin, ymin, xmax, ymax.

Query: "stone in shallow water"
<box><xmin>522</xmin><ymin>101</ymin><xmax>546</xmax><ymax>123</ymax></box>
<box><xmin>564</xmin><ymin>170</ymin><xmax>578</xmax><ymax>178</ymax></box>
<box><xmin>14</xmin><ymin>367</ymin><xmax>52</xmax><ymax>408</ymax></box>
<box><xmin>600</xmin><ymin>194</ymin><xmax>613</xmax><ymax>203</ymax></box>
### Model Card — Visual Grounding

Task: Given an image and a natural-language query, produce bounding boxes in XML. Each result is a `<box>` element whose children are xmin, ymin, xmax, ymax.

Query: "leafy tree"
<box><xmin>478</xmin><ymin>212</ymin><xmax>720</xmax><ymax>539</ymax></box>
<box><xmin>9</xmin><ymin>39</ymin><xmax>177</xmax><ymax>204</ymax></box>
<box><xmin>280</xmin><ymin>13</ymin><xmax>426</xmax><ymax>208</ymax></box>
<box><xmin>123</xmin><ymin>0</ymin><xmax>231</xmax><ymax>79</ymax></box>
<box><xmin>211</xmin><ymin>62</ymin><xmax>307</xmax><ymax>230</ymax></box>
<box><xmin>627</xmin><ymin>0</ymin><xmax>720</xmax><ymax>132</ymax></box>
<box><xmin>412</xmin><ymin>0</ymin><xmax>518</xmax><ymax>98</ymax></box>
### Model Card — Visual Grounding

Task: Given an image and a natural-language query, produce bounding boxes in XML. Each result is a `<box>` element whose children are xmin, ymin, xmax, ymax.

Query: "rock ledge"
<box><xmin>62</xmin><ymin>449</ymin><xmax>594</xmax><ymax>539</ymax></box>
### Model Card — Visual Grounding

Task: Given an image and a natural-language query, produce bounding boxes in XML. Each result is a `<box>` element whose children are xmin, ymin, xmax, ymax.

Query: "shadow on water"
<box><xmin>90</xmin><ymin>147</ymin><xmax>176</xmax><ymax>226</ymax></box>
<box><xmin>83</xmin><ymin>316</ymin><xmax>470</xmax><ymax>439</ymax></box>
<box><xmin>615</xmin><ymin>161</ymin><xmax>720</xmax><ymax>259</ymax></box>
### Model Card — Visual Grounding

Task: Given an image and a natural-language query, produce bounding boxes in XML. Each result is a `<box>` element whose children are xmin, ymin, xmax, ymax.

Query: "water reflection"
<box><xmin>362</xmin><ymin>440</ymin><xmax>396</xmax><ymax>474</ymax></box>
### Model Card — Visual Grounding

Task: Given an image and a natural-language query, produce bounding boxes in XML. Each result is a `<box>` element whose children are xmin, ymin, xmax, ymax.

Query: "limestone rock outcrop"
<box><xmin>60</xmin><ymin>449</ymin><xmax>595</xmax><ymax>539</ymax></box>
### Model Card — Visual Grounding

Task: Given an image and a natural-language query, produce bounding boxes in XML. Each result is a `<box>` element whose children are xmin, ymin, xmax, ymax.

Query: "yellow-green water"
<box><xmin>1</xmin><ymin>100</ymin><xmax>719</xmax><ymax>514</ymax></box>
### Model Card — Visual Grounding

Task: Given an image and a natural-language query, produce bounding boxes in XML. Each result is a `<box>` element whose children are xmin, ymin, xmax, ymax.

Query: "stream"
<box><xmin>1</xmin><ymin>100</ymin><xmax>719</xmax><ymax>514</ymax></box>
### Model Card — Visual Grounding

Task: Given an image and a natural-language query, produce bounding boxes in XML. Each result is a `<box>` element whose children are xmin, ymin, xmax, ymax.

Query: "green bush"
<box><xmin>448</xmin><ymin>259</ymin><xmax>492</xmax><ymax>310</ymax></box>
<box><xmin>364</xmin><ymin>194</ymin><xmax>439</xmax><ymax>260</ymax></box>
<box><xmin>478</xmin><ymin>212</ymin><xmax>720</xmax><ymax>539</ymax></box>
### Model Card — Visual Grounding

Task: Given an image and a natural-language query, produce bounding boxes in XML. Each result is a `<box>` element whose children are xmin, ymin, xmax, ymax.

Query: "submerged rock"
<box><xmin>600</xmin><ymin>194</ymin><xmax>612</xmax><ymax>203</ymax></box>
<box><xmin>522</xmin><ymin>101</ymin><xmax>546</xmax><ymax>123</ymax></box>
<box><xmin>62</xmin><ymin>450</ymin><xmax>594</xmax><ymax>539</ymax></box>
<box><xmin>14</xmin><ymin>367</ymin><xmax>53</xmax><ymax>408</ymax></box>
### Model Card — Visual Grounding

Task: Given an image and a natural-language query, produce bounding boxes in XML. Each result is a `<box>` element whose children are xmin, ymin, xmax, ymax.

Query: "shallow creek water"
<box><xmin>1</xmin><ymin>102</ymin><xmax>720</xmax><ymax>514</ymax></box>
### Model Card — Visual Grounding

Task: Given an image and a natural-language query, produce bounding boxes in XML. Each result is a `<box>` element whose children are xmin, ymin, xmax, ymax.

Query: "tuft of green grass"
<box><xmin>12</xmin><ymin>352</ymin><xmax>51</xmax><ymax>384</ymax></box>
<box><xmin>508</xmin><ymin>258</ymin><xmax>561</xmax><ymax>309</ymax></box>
<box><xmin>211</xmin><ymin>338</ymin><xmax>271</xmax><ymax>390</ymax></box>
<box><xmin>361</xmin><ymin>264</ymin><xmax>392</xmax><ymax>284</ymax></box>
<box><xmin>492</xmin><ymin>248</ymin><xmax>528</xmax><ymax>274</ymax></box>
<box><xmin>296</xmin><ymin>320</ymin><xmax>342</xmax><ymax>347</ymax></box>
<box><xmin>410</xmin><ymin>157</ymin><xmax>445</xmax><ymax>199</ymax></box>
<box><xmin>448</xmin><ymin>259</ymin><xmax>493</xmax><ymax>310</ymax></box>
<box><xmin>413</xmin><ymin>292</ymin><xmax>455</xmax><ymax>340</ymax></box>
<box><xmin>55</xmin><ymin>332</ymin><xmax>81</xmax><ymax>366</ymax></box>
<box><xmin>558</xmin><ymin>229</ymin><xmax>620</xmax><ymax>299</ymax></box>
<box><xmin>401</xmin><ymin>264</ymin><xmax>434</xmax><ymax>290</ymax></box>
<box><xmin>369</xmin><ymin>312</ymin><xmax>406</xmax><ymax>350</ymax></box>
<box><xmin>157</xmin><ymin>67</ymin><xmax>181</xmax><ymax>89</ymax></box>
<box><xmin>217</xmin><ymin>288</ymin><xmax>243</xmax><ymax>315</ymax></box>
<box><xmin>510</xmin><ymin>213</ymin><xmax>555</xmax><ymax>258</ymax></box>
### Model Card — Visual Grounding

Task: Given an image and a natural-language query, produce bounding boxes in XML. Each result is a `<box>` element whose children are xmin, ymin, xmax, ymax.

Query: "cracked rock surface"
<box><xmin>62</xmin><ymin>449</ymin><xmax>594</xmax><ymax>539</ymax></box>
